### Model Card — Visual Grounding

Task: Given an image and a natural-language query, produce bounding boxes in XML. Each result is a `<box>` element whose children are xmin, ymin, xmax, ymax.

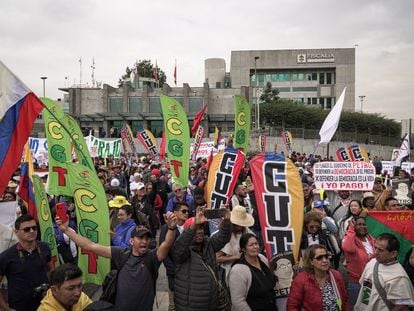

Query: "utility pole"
<box><xmin>359</xmin><ymin>95</ymin><xmax>365</xmax><ymax>113</ymax></box>
<box><xmin>40</xmin><ymin>76</ymin><xmax>47</xmax><ymax>97</ymax></box>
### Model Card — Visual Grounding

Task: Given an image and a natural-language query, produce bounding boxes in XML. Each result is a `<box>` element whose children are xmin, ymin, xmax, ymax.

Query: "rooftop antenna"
<box><xmin>91</xmin><ymin>58</ymin><xmax>96</xmax><ymax>87</ymax></box>
<box><xmin>79</xmin><ymin>57</ymin><xmax>82</xmax><ymax>87</ymax></box>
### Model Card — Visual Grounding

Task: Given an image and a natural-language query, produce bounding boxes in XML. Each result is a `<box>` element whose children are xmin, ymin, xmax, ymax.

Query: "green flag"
<box><xmin>65</xmin><ymin>162</ymin><xmax>110</xmax><ymax>284</ymax></box>
<box><xmin>233</xmin><ymin>95</ymin><xmax>251</xmax><ymax>152</ymax></box>
<box><xmin>42</xmin><ymin>98</ymin><xmax>72</xmax><ymax>196</ymax></box>
<box><xmin>33</xmin><ymin>175</ymin><xmax>59</xmax><ymax>268</ymax></box>
<box><xmin>160</xmin><ymin>95</ymin><xmax>190</xmax><ymax>187</ymax></box>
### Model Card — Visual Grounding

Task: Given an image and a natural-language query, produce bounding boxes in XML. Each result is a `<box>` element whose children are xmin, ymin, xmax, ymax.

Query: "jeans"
<box><xmin>348</xmin><ymin>280</ymin><xmax>361</xmax><ymax>309</ymax></box>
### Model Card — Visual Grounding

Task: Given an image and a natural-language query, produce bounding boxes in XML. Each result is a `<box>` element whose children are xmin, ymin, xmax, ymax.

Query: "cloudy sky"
<box><xmin>1</xmin><ymin>0</ymin><xmax>413</xmax><ymax>122</ymax></box>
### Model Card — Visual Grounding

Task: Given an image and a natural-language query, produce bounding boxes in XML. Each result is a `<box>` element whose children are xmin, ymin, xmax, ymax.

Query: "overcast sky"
<box><xmin>1</xmin><ymin>0</ymin><xmax>413</xmax><ymax>122</ymax></box>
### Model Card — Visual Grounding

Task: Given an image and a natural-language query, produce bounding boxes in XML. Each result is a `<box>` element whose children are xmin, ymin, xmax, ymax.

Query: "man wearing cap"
<box><xmin>230</xmin><ymin>183</ymin><xmax>252</xmax><ymax>214</ymax></box>
<box><xmin>56</xmin><ymin>211</ymin><xmax>178</xmax><ymax>311</ymax></box>
<box><xmin>216</xmin><ymin>205</ymin><xmax>255</xmax><ymax>281</ymax></box>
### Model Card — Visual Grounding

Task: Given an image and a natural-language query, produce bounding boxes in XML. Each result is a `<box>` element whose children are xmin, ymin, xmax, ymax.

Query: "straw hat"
<box><xmin>362</xmin><ymin>192</ymin><xmax>375</xmax><ymax>201</ymax></box>
<box><xmin>230</xmin><ymin>205</ymin><xmax>254</xmax><ymax>227</ymax></box>
<box><xmin>108</xmin><ymin>196</ymin><xmax>131</xmax><ymax>208</ymax></box>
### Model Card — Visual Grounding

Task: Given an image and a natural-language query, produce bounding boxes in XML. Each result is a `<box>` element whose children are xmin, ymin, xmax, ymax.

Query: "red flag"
<box><xmin>152</xmin><ymin>63</ymin><xmax>158</xmax><ymax>82</ymax></box>
<box><xmin>174</xmin><ymin>61</ymin><xmax>177</xmax><ymax>86</ymax></box>
<box><xmin>191</xmin><ymin>104</ymin><xmax>207</xmax><ymax>136</ymax></box>
<box><xmin>159</xmin><ymin>131</ymin><xmax>166</xmax><ymax>162</ymax></box>
<box><xmin>206</xmin><ymin>149</ymin><xmax>214</xmax><ymax>171</ymax></box>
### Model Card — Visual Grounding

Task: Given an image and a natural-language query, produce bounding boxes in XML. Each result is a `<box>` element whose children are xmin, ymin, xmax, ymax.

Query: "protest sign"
<box><xmin>87</xmin><ymin>135</ymin><xmax>121</xmax><ymax>158</ymax></box>
<box><xmin>314</xmin><ymin>161</ymin><xmax>376</xmax><ymax>190</ymax></box>
<box><xmin>391</xmin><ymin>179</ymin><xmax>412</xmax><ymax>206</ymax></box>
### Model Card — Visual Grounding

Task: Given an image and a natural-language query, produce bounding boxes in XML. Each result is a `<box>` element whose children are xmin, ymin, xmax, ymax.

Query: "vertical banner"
<box><xmin>191</xmin><ymin>125</ymin><xmax>205</xmax><ymax>161</ymax></box>
<box><xmin>347</xmin><ymin>144</ymin><xmax>369</xmax><ymax>162</ymax></box>
<box><xmin>159</xmin><ymin>131</ymin><xmax>166</xmax><ymax>162</ymax></box>
<box><xmin>281</xmin><ymin>130</ymin><xmax>293</xmax><ymax>154</ymax></box>
<box><xmin>206</xmin><ymin>148</ymin><xmax>245</xmax><ymax>234</ymax></box>
<box><xmin>336</xmin><ymin>147</ymin><xmax>351</xmax><ymax>161</ymax></box>
<box><xmin>249</xmin><ymin>152</ymin><xmax>304</xmax><ymax>262</ymax></box>
<box><xmin>120</xmin><ymin>123</ymin><xmax>139</xmax><ymax>159</ymax></box>
<box><xmin>160</xmin><ymin>95</ymin><xmax>190</xmax><ymax>187</ymax></box>
<box><xmin>233</xmin><ymin>95</ymin><xmax>250</xmax><ymax>152</ymax></box>
<box><xmin>18</xmin><ymin>143</ymin><xmax>38</xmax><ymax>221</ymax></box>
<box><xmin>42</xmin><ymin>98</ymin><xmax>72</xmax><ymax>196</ymax></box>
<box><xmin>258</xmin><ymin>134</ymin><xmax>266</xmax><ymax>153</ymax></box>
<box><xmin>33</xmin><ymin>175</ymin><xmax>59</xmax><ymax>268</ymax></box>
<box><xmin>137</xmin><ymin>128</ymin><xmax>159</xmax><ymax>160</ymax></box>
<box><xmin>65</xmin><ymin>162</ymin><xmax>110</xmax><ymax>284</ymax></box>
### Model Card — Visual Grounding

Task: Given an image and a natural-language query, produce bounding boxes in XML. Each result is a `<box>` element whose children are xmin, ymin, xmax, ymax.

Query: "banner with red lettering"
<box><xmin>249</xmin><ymin>152</ymin><xmax>304</xmax><ymax>262</ymax></box>
<box><xmin>120</xmin><ymin>123</ymin><xmax>139</xmax><ymax>159</ymax></box>
<box><xmin>191</xmin><ymin>125</ymin><xmax>204</xmax><ymax>161</ymax></box>
<box><xmin>137</xmin><ymin>128</ymin><xmax>159</xmax><ymax>160</ymax></box>
<box><xmin>313</xmin><ymin>161</ymin><xmax>376</xmax><ymax>190</ymax></box>
<box><xmin>336</xmin><ymin>147</ymin><xmax>351</xmax><ymax>161</ymax></box>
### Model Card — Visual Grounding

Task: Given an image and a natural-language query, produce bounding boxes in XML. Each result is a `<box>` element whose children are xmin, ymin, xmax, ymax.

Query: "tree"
<box><xmin>259</xmin><ymin>82</ymin><xmax>280</xmax><ymax>104</ymax></box>
<box><xmin>118</xmin><ymin>59</ymin><xmax>167</xmax><ymax>87</ymax></box>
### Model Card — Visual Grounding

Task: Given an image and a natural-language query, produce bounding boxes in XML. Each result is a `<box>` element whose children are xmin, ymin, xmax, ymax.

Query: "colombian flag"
<box><xmin>0</xmin><ymin>62</ymin><xmax>44</xmax><ymax>195</ymax></box>
<box><xmin>18</xmin><ymin>143</ymin><xmax>38</xmax><ymax>221</ymax></box>
<box><xmin>366</xmin><ymin>211</ymin><xmax>414</xmax><ymax>263</ymax></box>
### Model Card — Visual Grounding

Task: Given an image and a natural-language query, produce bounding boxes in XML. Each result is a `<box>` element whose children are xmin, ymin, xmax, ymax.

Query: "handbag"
<box><xmin>200</xmin><ymin>260</ymin><xmax>231</xmax><ymax>311</ymax></box>
<box><xmin>373</xmin><ymin>261</ymin><xmax>395</xmax><ymax>310</ymax></box>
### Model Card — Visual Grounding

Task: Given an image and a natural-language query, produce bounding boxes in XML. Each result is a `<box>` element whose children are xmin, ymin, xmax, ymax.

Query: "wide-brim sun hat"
<box><xmin>108</xmin><ymin>195</ymin><xmax>131</xmax><ymax>208</ymax></box>
<box><xmin>230</xmin><ymin>205</ymin><xmax>254</xmax><ymax>227</ymax></box>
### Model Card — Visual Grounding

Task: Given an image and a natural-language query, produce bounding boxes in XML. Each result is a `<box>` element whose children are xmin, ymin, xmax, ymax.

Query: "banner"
<box><xmin>42</xmin><ymin>98</ymin><xmax>73</xmax><ymax>196</ymax></box>
<box><xmin>391</xmin><ymin>178</ymin><xmax>412</xmax><ymax>206</ymax></box>
<box><xmin>18</xmin><ymin>143</ymin><xmax>37</xmax><ymax>221</ymax></box>
<box><xmin>281</xmin><ymin>130</ymin><xmax>292</xmax><ymax>154</ymax></box>
<box><xmin>366</xmin><ymin>211</ymin><xmax>414</xmax><ymax>263</ymax></box>
<box><xmin>336</xmin><ymin>147</ymin><xmax>351</xmax><ymax>161</ymax></box>
<box><xmin>87</xmin><ymin>136</ymin><xmax>122</xmax><ymax>158</ymax></box>
<box><xmin>29</xmin><ymin>137</ymin><xmax>48</xmax><ymax>165</ymax></box>
<box><xmin>160</xmin><ymin>95</ymin><xmax>190</xmax><ymax>187</ymax></box>
<box><xmin>233</xmin><ymin>95</ymin><xmax>250</xmax><ymax>152</ymax></box>
<box><xmin>65</xmin><ymin>162</ymin><xmax>110</xmax><ymax>284</ymax></box>
<box><xmin>33</xmin><ymin>175</ymin><xmax>59</xmax><ymax>268</ymax></box>
<box><xmin>137</xmin><ymin>128</ymin><xmax>159</xmax><ymax>160</ymax></box>
<box><xmin>249</xmin><ymin>152</ymin><xmax>304</xmax><ymax>262</ymax></box>
<box><xmin>258</xmin><ymin>134</ymin><xmax>266</xmax><ymax>153</ymax></box>
<box><xmin>120</xmin><ymin>123</ymin><xmax>138</xmax><ymax>159</ymax></box>
<box><xmin>396</xmin><ymin>134</ymin><xmax>410</xmax><ymax>165</ymax></box>
<box><xmin>191</xmin><ymin>125</ymin><xmax>204</xmax><ymax>161</ymax></box>
<box><xmin>314</xmin><ymin>161</ymin><xmax>376</xmax><ymax>190</ymax></box>
<box><xmin>347</xmin><ymin>144</ymin><xmax>369</xmax><ymax>162</ymax></box>
<box><xmin>206</xmin><ymin>148</ymin><xmax>245</xmax><ymax>234</ymax></box>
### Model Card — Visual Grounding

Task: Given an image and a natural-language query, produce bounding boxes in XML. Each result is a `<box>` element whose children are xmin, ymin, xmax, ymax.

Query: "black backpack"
<box><xmin>100</xmin><ymin>250</ymin><xmax>158</xmax><ymax>304</ymax></box>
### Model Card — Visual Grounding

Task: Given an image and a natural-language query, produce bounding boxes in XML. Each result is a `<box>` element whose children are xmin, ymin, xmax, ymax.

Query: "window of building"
<box><xmin>131</xmin><ymin>120</ymin><xmax>144</xmax><ymax>134</ymax></box>
<box><xmin>298</xmin><ymin>73</ymin><xmax>304</xmax><ymax>81</ymax></box>
<box><xmin>326</xmin><ymin>73</ymin><xmax>332</xmax><ymax>84</ymax></box>
<box><xmin>148</xmin><ymin>120</ymin><xmax>164</xmax><ymax>137</ymax></box>
<box><xmin>307</xmin><ymin>98</ymin><xmax>311</xmax><ymax>105</ymax></box>
<box><xmin>128</xmin><ymin>97</ymin><xmax>143</xmax><ymax>113</ymax></box>
<box><xmin>265</xmin><ymin>74</ymin><xmax>272</xmax><ymax>82</ymax></box>
<box><xmin>326</xmin><ymin>97</ymin><xmax>332</xmax><ymax>109</ymax></box>
<box><xmin>109</xmin><ymin>97</ymin><xmax>123</xmax><ymax>113</ymax></box>
<box><xmin>312</xmin><ymin>98</ymin><xmax>317</xmax><ymax>105</ymax></box>
<box><xmin>320</xmin><ymin>98</ymin><xmax>326</xmax><ymax>109</ymax></box>
<box><xmin>271</xmin><ymin>74</ymin><xmax>278</xmax><ymax>82</ymax></box>
<box><xmin>319</xmin><ymin>73</ymin><xmax>325</xmax><ymax>85</ymax></box>
<box><xmin>292</xmin><ymin>73</ymin><xmax>298</xmax><ymax>81</ymax></box>
<box><xmin>306</xmin><ymin>73</ymin><xmax>318</xmax><ymax>81</ymax></box>
<box><xmin>250</xmin><ymin>74</ymin><xmax>256</xmax><ymax>86</ymax></box>
<box><xmin>189</xmin><ymin>97</ymin><xmax>204</xmax><ymax>114</ymax></box>
<box><xmin>148</xmin><ymin>97</ymin><xmax>161</xmax><ymax>113</ymax></box>
<box><xmin>173</xmin><ymin>96</ymin><xmax>184</xmax><ymax>105</ymax></box>
<box><xmin>257</xmin><ymin>73</ymin><xmax>264</xmax><ymax>86</ymax></box>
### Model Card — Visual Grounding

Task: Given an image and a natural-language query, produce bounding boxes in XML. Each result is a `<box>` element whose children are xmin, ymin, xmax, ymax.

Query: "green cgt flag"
<box><xmin>160</xmin><ymin>95</ymin><xmax>190</xmax><ymax>187</ymax></box>
<box><xmin>233</xmin><ymin>95</ymin><xmax>251</xmax><ymax>152</ymax></box>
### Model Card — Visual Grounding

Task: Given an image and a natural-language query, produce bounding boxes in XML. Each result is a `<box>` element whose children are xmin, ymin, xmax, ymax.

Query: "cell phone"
<box><xmin>56</xmin><ymin>202</ymin><xmax>69</xmax><ymax>223</ymax></box>
<box><xmin>204</xmin><ymin>209</ymin><xmax>226</xmax><ymax>219</ymax></box>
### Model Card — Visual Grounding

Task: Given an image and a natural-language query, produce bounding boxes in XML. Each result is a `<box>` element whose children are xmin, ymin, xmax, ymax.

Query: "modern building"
<box><xmin>56</xmin><ymin>48</ymin><xmax>355</xmax><ymax>138</ymax></box>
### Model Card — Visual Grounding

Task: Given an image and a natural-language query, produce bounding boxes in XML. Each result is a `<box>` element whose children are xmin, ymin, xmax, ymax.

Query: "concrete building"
<box><xmin>58</xmin><ymin>48</ymin><xmax>355</xmax><ymax>137</ymax></box>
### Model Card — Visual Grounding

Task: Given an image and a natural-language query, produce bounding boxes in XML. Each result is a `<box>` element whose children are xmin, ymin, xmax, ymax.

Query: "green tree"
<box><xmin>259</xmin><ymin>82</ymin><xmax>280</xmax><ymax>104</ymax></box>
<box><xmin>118</xmin><ymin>59</ymin><xmax>167</xmax><ymax>87</ymax></box>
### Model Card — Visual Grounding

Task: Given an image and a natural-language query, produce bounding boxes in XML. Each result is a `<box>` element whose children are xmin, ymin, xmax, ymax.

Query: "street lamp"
<box><xmin>359</xmin><ymin>95</ymin><xmax>365</xmax><ymax>113</ymax></box>
<box><xmin>40</xmin><ymin>76</ymin><xmax>47</xmax><ymax>97</ymax></box>
<box><xmin>254</xmin><ymin>56</ymin><xmax>260</xmax><ymax>130</ymax></box>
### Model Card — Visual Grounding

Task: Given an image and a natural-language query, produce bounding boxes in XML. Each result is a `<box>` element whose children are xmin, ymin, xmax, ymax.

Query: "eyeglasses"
<box><xmin>308</xmin><ymin>225</ymin><xmax>321</xmax><ymax>230</ymax></box>
<box><xmin>313</xmin><ymin>254</ymin><xmax>331</xmax><ymax>261</ymax></box>
<box><xmin>20</xmin><ymin>225</ymin><xmax>37</xmax><ymax>233</ymax></box>
<box><xmin>179</xmin><ymin>209</ymin><xmax>189</xmax><ymax>214</ymax></box>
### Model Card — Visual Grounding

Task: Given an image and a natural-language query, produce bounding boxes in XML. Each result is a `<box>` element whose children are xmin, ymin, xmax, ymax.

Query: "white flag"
<box><xmin>318</xmin><ymin>87</ymin><xmax>347</xmax><ymax>145</ymax></box>
<box><xmin>396</xmin><ymin>134</ymin><xmax>410</xmax><ymax>165</ymax></box>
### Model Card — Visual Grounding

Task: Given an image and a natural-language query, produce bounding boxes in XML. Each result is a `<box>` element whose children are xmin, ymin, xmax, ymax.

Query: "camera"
<box><xmin>32</xmin><ymin>283</ymin><xmax>49</xmax><ymax>299</ymax></box>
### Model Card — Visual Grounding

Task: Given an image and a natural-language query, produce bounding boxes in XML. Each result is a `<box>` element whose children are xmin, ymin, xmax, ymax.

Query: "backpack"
<box><xmin>100</xmin><ymin>249</ymin><xmax>158</xmax><ymax>304</ymax></box>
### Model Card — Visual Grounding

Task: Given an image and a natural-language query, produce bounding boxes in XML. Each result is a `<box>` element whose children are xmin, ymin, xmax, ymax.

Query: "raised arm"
<box><xmin>156</xmin><ymin>212</ymin><xmax>177</xmax><ymax>261</ymax></box>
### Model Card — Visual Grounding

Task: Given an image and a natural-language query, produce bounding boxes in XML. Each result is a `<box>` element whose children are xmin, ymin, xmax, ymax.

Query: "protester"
<box><xmin>287</xmin><ymin>244</ymin><xmax>349</xmax><ymax>311</ymax></box>
<box><xmin>371</xmin><ymin>177</ymin><xmax>392</xmax><ymax>211</ymax></box>
<box><xmin>111</xmin><ymin>204</ymin><xmax>136</xmax><ymax>248</ymax></box>
<box><xmin>338</xmin><ymin>199</ymin><xmax>364</xmax><ymax>239</ymax></box>
<box><xmin>384</xmin><ymin>197</ymin><xmax>404</xmax><ymax>211</ymax></box>
<box><xmin>229</xmin><ymin>233</ymin><xmax>276</xmax><ymax>311</ymax></box>
<box><xmin>0</xmin><ymin>215</ymin><xmax>52</xmax><ymax>311</ymax></box>
<box><xmin>56</xmin><ymin>212</ymin><xmax>178</xmax><ymax>311</ymax></box>
<box><xmin>166</xmin><ymin>183</ymin><xmax>194</xmax><ymax>213</ymax></box>
<box><xmin>341</xmin><ymin>216</ymin><xmax>375</xmax><ymax>308</ymax></box>
<box><xmin>404</xmin><ymin>247</ymin><xmax>414</xmax><ymax>286</ymax></box>
<box><xmin>171</xmin><ymin>207</ymin><xmax>232</xmax><ymax>310</ymax></box>
<box><xmin>230</xmin><ymin>183</ymin><xmax>252</xmax><ymax>214</ymax></box>
<box><xmin>361</xmin><ymin>191</ymin><xmax>376</xmax><ymax>211</ymax></box>
<box><xmin>38</xmin><ymin>263</ymin><xmax>92</xmax><ymax>311</ymax></box>
<box><xmin>354</xmin><ymin>233</ymin><xmax>414</xmax><ymax>310</ymax></box>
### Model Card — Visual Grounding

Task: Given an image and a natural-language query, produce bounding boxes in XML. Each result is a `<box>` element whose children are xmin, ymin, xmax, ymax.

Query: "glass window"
<box><xmin>312</xmin><ymin>98</ymin><xmax>317</xmax><ymax>105</ymax></box>
<box><xmin>149</xmin><ymin>120</ymin><xmax>164</xmax><ymax>138</ymax></box>
<box><xmin>298</xmin><ymin>73</ymin><xmax>304</xmax><ymax>81</ymax></box>
<box><xmin>271</xmin><ymin>74</ymin><xmax>278</xmax><ymax>81</ymax></box>
<box><xmin>149</xmin><ymin>97</ymin><xmax>161</xmax><ymax>113</ymax></box>
<box><xmin>128</xmin><ymin>97</ymin><xmax>142</xmax><ymax>113</ymax></box>
<box><xmin>292</xmin><ymin>73</ymin><xmax>298</xmax><ymax>81</ymax></box>
<box><xmin>326</xmin><ymin>98</ymin><xmax>332</xmax><ymax>109</ymax></box>
<box><xmin>312</xmin><ymin>73</ymin><xmax>317</xmax><ymax>81</ymax></box>
<box><xmin>109</xmin><ymin>97</ymin><xmax>123</xmax><ymax>113</ymax></box>
<box><xmin>307</xmin><ymin>98</ymin><xmax>311</xmax><ymax>105</ymax></box>
<box><xmin>319</xmin><ymin>73</ymin><xmax>325</xmax><ymax>85</ymax></box>
<box><xmin>250</xmin><ymin>74</ymin><xmax>256</xmax><ymax>86</ymax></box>
<box><xmin>278</xmin><ymin>73</ymin><xmax>285</xmax><ymax>81</ymax></box>
<box><xmin>326</xmin><ymin>73</ymin><xmax>332</xmax><ymax>84</ymax></box>
<box><xmin>131</xmin><ymin>120</ymin><xmax>144</xmax><ymax>134</ymax></box>
<box><xmin>189</xmin><ymin>97</ymin><xmax>204</xmax><ymax>114</ymax></box>
<box><xmin>320</xmin><ymin>98</ymin><xmax>325</xmax><ymax>109</ymax></box>
<box><xmin>265</xmin><ymin>74</ymin><xmax>272</xmax><ymax>82</ymax></box>
<box><xmin>258</xmin><ymin>73</ymin><xmax>264</xmax><ymax>86</ymax></box>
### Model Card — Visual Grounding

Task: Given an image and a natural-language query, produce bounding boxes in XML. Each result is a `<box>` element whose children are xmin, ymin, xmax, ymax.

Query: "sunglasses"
<box><xmin>174</xmin><ymin>189</ymin><xmax>182</xmax><ymax>193</ymax></box>
<box><xmin>180</xmin><ymin>209</ymin><xmax>189</xmax><ymax>214</ymax></box>
<box><xmin>313</xmin><ymin>254</ymin><xmax>331</xmax><ymax>261</ymax></box>
<box><xmin>20</xmin><ymin>225</ymin><xmax>37</xmax><ymax>233</ymax></box>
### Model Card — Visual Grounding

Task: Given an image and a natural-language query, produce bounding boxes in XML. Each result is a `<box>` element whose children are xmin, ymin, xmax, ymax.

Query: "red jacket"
<box><xmin>341</xmin><ymin>223</ymin><xmax>375</xmax><ymax>282</ymax></box>
<box><xmin>287</xmin><ymin>269</ymin><xmax>349</xmax><ymax>311</ymax></box>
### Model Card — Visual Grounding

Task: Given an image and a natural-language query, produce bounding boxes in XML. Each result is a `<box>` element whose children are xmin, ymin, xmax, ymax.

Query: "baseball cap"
<box><xmin>134</xmin><ymin>172</ymin><xmax>143</xmax><ymax>178</ymax></box>
<box><xmin>110</xmin><ymin>178</ymin><xmax>120</xmax><ymax>187</ymax></box>
<box><xmin>151</xmin><ymin>169</ymin><xmax>161</xmax><ymax>177</ymax></box>
<box><xmin>131</xmin><ymin>226</ymin><xmax>152</xmax><ymax>238</ymax></box>
<box><xmin>136</xmin><ymin>182</ymin><xmax>145</xmax><ymax>190</ymax></box>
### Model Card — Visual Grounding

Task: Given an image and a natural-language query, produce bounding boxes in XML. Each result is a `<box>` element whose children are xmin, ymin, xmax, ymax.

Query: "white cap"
<box><xmin>134</xmin><ymin>172</ymin><xmax>143</xmax><ymax>178</ymax></box>
<box><xmin>130</xmin><ymin>182</ymin><xmax>138</xmax><ymax>191</ymax></box>
<box><xmin>110</xmin><ymin>178</ymin><xmax>120</xmax><ymax>187</ymax></box>
<box><xmin>136</xmin><ymin>182</ymin><xmax>145</xmax><ymax>190</ymax></box>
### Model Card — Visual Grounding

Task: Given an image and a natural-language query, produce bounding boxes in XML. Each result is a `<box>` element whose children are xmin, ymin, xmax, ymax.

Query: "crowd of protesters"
<box><xmin>0</xmin><ymin>150</ymin><xmax>414</xmax><ymax>310</ymax></box>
